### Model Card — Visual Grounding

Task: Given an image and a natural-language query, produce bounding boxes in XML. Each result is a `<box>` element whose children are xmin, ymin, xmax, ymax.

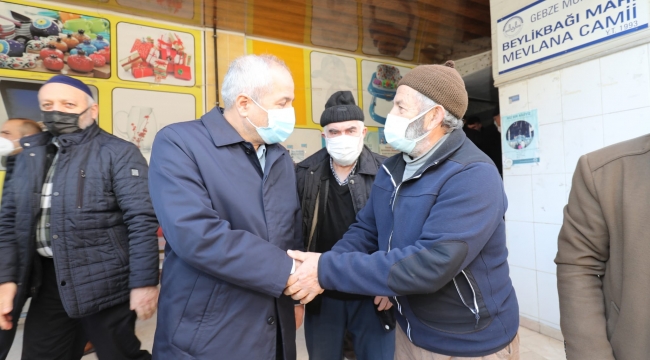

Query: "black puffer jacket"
<box><xmin>0</xmin><ymin>123</ymin><xmax>159</xmax><ymax>319</ymax></box>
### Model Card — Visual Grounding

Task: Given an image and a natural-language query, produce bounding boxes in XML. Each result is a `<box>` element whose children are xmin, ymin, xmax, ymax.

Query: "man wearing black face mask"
<box><xmin>0</xmin><ymin>75</ymin><xmax>159</xmax><ymax>359</ymax></box>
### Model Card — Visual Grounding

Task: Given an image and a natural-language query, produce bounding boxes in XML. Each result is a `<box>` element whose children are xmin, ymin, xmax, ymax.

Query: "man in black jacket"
<box><xmin>0</xmin><ymin>118</ymin><xmax>41</xmax><ymax>360</ymax></box>
<box><xmin>1</xmin><ymin>118</ymin><xmax>42</xmax><ymax>190</ymax></box>
<box><xmin>0</xmin><ymin>75</ymin><xmax>159</xmax><ymax>359</ymax></box>
<box><xmin>295</xmin><ymin>91</ymin><xmax>394</xmax><ymax>360</ymax></box>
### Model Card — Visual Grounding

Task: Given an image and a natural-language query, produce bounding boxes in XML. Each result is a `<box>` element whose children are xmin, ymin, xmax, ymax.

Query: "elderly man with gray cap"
<box><xmin>285</xmin><ymin>62</ymin><xmax>520</xmax><ymax>359</ymax></box>
<box><xmin>295</xmin><ymin>90</ymin><xmax>393</xmax><ymax>360</ymax></box>
<box><xmin>0</xmin><ymin>75</ymin><xmax>159</xmax><ymax>359</ymax></box>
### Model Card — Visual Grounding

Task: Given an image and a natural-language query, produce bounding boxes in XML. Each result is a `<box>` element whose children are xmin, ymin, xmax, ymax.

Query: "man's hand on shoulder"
<box><xmin>0</xmin><ymin>282</ymin><xmax>17</xmax><ymax>330</ymax></box>
<box><xmin>130</xmin><ymin>286</ymin><xmax>159</xmax><ymax>320</ymax></box>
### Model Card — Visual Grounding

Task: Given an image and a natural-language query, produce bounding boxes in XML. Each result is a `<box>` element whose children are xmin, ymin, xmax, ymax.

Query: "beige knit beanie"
<box><xmin>398</xmin><ymin>60</ymin><xmax>468</xmax><ymax>119</ymax></box>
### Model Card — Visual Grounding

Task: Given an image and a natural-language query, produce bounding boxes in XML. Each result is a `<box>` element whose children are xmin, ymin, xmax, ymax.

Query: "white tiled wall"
<box><xmin>500</xmin><ymin>44</ymin><xmax>650</xmax><ymax>330</ymax></box>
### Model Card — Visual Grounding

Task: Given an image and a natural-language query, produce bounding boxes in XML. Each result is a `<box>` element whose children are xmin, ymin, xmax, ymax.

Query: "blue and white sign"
<box><xmin>497</xmin><ymin>0</ymin><xmax>649</xmax><ymax>74</ymax></box>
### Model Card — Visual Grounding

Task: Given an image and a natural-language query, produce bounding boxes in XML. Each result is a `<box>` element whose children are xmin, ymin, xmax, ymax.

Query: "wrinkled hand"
<box><xmin>0</xmin><ymin>282</ymin><xmax>16</xmax><ymax>330</ymax></box>
<box><xmin>295</xmin><ymin>304</ymin><xmax>305</xmax><ymax>329</ymax></box>
<box><xmin>374</xmin><ymin>296</ymin><xmax>393</xmax><ymax>311</ymax></box>
<box><xmin>130</xmin><ymin>286</ymin><xmax>159</xmax><ymax>320</ymax></box>
<box><xmin>284</xmin><ymin>250</ymin><xmax>324</xmax><ymax>304</ymax></box>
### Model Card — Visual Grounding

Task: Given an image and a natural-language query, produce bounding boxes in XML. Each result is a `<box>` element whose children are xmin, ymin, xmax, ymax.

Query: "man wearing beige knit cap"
<box><xmin>285</xmin><ymin>61</ymin><xmax>519</xmax><ymax>359</ymax></box>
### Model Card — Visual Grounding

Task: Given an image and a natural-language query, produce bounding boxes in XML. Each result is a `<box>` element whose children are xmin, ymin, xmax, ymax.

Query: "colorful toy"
<box><xmin>40</xmin><ymin>45</ymin><xmax>63</xmax><ymax>60</ymax></box>
<box><xmin>79</xmin><ymin>40</ymin><xmax>97</xmax><ymax>54</ymax></box>
<box><xmin>367</xmin><ymin>64</ymin><xmax>402</xmax><ymax>124</ymax></box>
<box><xmin>67</xmin><ymin>50</ymin><xmax>94</xmax><ymax>73</ymax></box>
<box><xmin>30</xmin><ymin>17</ymin><xmax>60</xmax><ymax>37</ymax></box>
<box><xmin>43</xmin><ymin>54</ymin><xmax>64</xmax><ymax>71</ymax></box>
<box><xmin>61</xmin><ymin>34</ymin><xmax>79</xmax><ymax>50</ymax></box>
<box><xmin>91</xmin><ymin>35</ymin><xmax>109</xmax><ymax>51</ymax></box>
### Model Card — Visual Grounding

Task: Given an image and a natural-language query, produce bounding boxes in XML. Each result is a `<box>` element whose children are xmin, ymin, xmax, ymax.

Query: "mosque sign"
<box><xmin>496</xmin><ymin>0</ymin><xmax>649</xmax><ymax>74</ymax></box>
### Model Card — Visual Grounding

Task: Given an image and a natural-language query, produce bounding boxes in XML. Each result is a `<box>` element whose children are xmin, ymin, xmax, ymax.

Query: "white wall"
<box><xmin>500</xmin><ymin>43</ymin><xmax>650</xmax><ymax>335</ymax></box>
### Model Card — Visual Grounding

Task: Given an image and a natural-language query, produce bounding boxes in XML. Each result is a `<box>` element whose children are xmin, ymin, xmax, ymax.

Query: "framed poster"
<box><xmin>282</xmin><ymin>128</ymin><xmax>323</xmax><ymax>164</ymax></box>
<box><xmin>0</xmin><ymin>2</ymin><xmax>110</xmax><ymax>78</ymax></box>
<box><xmin>361</xmin><ymin>0</ymin><xmax>418</xmax><ymax>61</ymax></box>
<box><xmin>361</xmin><ymin>60</ymin><xmax>411</xmax><ymax>127</ymax></box>
<box><xmin>112</xmin><ymin>88</ymin><xmax>195</xmax><ymax>162</ymax></box>
<box><xmin>502</xmin><ymin>109</ymin><xmax>540</xmax><ymax>166</ymax></box>
<box><xmin>116</xmin><ymin>22</ymin><xmax>195</xmax><ymax>86</ymax></box>
<box><xmin>310</xmin><ymin>52</ymin><xmax>358</xmax><ymax>126</ymax></box>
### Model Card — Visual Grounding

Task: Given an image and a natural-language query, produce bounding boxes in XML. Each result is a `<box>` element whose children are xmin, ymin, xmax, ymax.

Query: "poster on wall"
<box><xmin>117</xmin><ymin>22</ymin><xmax>195</xmax><ymax>86</ymax></box>
<box><xmin>363</xmin><ymin>130</ymin><xmax>379</xmax><ymax>154</ymax></box>
<box><xmin>112</xmin><ymin>88</ymin><xmax>195</xmax><ymax>162</ymax></box>
<box><xmin>282</xmin><ymin>128</ymin><xmax>323</xmax><ymax>164</ymax></box>
<box><xmin>310</xmin><ymin>0</ymin><xmax>358</xmax><ymax>51</ymax></box>
<box><xmin>310</xmin><ymin>52</ymin><xmax>358</xmax><ymax>126</ymax></box>
<box><xmin>361</xmin><ymin>0</ymin><xmax>418</xmax><ymax>61</ymax></box>
<box><xmin>115</xmin><ymin>0</ymin><xmax>194</xmax><ymax>19</ymax></box>
<box><xmin>502</xmin><ymin>109</ymin><xmax>540</xmax><ymax>166</ymax></box>
<box><xmin>361</xmin><ymin>60</ymin><xmax>411</xmax><ymax>127</ymax></box>
<box><xmin>0</xmin><ymin>2</ymin><xmax>110</xmax><ymax>78</ymax></box>
<box><xmin>377</xmin><ymin>128</ymin><xmax>399</xmax><ymax>157</ymax></box>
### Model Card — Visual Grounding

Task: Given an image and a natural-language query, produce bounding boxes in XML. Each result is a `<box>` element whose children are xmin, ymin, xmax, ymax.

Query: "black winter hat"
<box><xmin>320</xmin><ymin>91</ymin><xmax>364</xmax><ymax>127</ymax></box>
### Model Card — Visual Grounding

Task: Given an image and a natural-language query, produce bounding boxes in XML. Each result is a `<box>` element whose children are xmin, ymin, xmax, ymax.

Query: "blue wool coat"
<box><xmin>149</xmin><ymin>108</ymin><xmax>302</xmax><ymax>360</ymax></box>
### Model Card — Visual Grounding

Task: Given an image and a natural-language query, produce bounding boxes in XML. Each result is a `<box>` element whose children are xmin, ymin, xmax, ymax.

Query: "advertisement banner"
<box><xmin>497</xmin><ymin>0</ymin><xmax>649</xmax><ymax>74</ymax></box>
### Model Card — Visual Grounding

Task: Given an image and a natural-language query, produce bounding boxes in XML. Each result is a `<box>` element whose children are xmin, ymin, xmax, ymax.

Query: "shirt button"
<box><xmin>46</xmin><ymin>223</ymin><xmax>50</xmax><ymax>227</ymax></box>
<box><xmin>53</xmin><ymin>192</ymin><xmax>59</xmax><ymax>196</ymax></box>
<box><xmin>29</xmin><ymin>153</ymin><xmax>35</xmax><ymax>157</ymax></box>
<box><xmin>60</xmin><ymin>281</ymin><xmax>66</xmax><ymax>286</ymax></box>
<box><xmin>267</xmin><ymin>316</ymin><xmax>276</xmax><ymax>325</ymax></box>
<box><xmin>350</xmin><ymin>180</ymin><xmax>355</xmax><ymax>184</ymax></box>
<box><xmin>24</xmin><ymin>143</ymin><xmax>30</xmax><ymax>147</ymax></box>
<box><xmin>52</xmin><ymin>235</ymin><xmax>59</xmax><ymax>239</ymax></box>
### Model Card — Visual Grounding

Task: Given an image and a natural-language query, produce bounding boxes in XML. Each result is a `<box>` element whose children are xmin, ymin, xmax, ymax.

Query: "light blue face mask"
<box><xmin>246</xmin><ymin>97</ymin><xmax>296</xmax><ymax>144</ymax></box>
<box><xmin>384</xmin><ymin>107</ymin><xmax>436</xmax><ymax>154</ymax></box>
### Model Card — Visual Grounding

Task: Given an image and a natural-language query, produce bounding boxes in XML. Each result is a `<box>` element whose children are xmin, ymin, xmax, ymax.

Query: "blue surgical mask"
<box><xmin>384</xmin><ymin>107</ymin><xmax>436</xmax><ymax>154</ymax></box>
<box><xmin>246</xmin><ymin>97</ymin><xmax>295</xmax><ymax>144</ymax></box>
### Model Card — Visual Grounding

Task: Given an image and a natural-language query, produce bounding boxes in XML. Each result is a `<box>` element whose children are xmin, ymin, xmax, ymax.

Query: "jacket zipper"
<box><xmin>453</xmin><ymin>270</ymin><xmax>481</xmax><ymax>328</ymax></box>
<box><xmin>382</xmin><ymin>160</ymin><xmax>440</xmax><ymax>342</ymax></box>
<box><xmin>77</xmin><ymin>169</ymin><xmax>85</xmax><ymax>208</ymax></box>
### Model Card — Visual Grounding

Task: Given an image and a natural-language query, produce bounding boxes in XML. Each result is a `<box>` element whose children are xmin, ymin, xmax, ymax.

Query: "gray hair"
<box><xmin>413</xmin><ymin>91</ymin><xmax>463</xmax><ymax>133</ymax></box>
<box><xmin>221</xmin><ymin>54</ymin><xmax>290</xmax><ymax>109</ymax></box>
<box><xmin>86</xmin><ymin>94</ymin><xmax>95</xmax><ymax>107</ymax></box>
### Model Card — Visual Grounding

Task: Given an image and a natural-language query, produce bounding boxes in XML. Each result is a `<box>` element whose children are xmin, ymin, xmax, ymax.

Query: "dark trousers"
<box><xmin>0</xmin><ymin>316</ymin><xmax>18</xmax><ymax>360</ymax></box>
<box><xmin>305</xmin><ymin>296</ymin><xmax>395</xmax><ymax>360</ymax></box>
<box><xmin>21</xmin><ymin>257</ymin><xmax>151</xmax><ymax>360</ymax></box>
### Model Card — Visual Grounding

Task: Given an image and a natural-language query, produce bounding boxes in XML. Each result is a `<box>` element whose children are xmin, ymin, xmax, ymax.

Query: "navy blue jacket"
<box><xmin>149</xmin><ymin>108</ymin><xmax>302</xmax><ymax>360</ymax></box>
<box><xmin>318</xmin><ymin>129</ymin><xmax>519</xmax><ymax>357</ymax></box>
<box><xmin>0</xmin><ymin>124</ymin><xmax>159</xmax><ymax>319</ymax></box>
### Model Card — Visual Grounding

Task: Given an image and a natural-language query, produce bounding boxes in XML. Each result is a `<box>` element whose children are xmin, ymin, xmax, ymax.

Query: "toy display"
<box><xmin>0</xmin><ymin>3</ymin><xmax>110</xmax><ymax>78</ymax></box>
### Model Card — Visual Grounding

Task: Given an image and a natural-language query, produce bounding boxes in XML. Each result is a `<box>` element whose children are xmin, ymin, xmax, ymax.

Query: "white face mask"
<box><xmin>326</xmin><ymin>134</ymin><xmax>364</xmax><ymax>166</ymax></box>
<box><xmin>0</xmin><ymin>137</ymin><xmax>19</xmax><ymax>157</ymax></box>
<box><xmin>384</xmin><ymin>107</ymin><xmax>435</xmax><ymax>154</ymax></box>
<box><xmin>245</xmin><ymin>96</ymin><xmax>296</xmax><ymax>144</ymax></box>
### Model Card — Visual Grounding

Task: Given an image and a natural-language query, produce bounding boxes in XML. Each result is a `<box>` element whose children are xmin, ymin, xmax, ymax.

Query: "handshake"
<box><xmin>283</xmin><ymin>250</ymin><xmax>393</xmax><ymax>312</ymax></box>
<box><xmin>284</xmin><ymin>250</ymin><xmax>323</xmax><ymax>304</ymax></box>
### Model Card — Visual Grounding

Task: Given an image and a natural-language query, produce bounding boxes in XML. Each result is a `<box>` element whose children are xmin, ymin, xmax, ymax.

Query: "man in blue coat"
<box><xmin>149</xmin><ymin>54</ymin><xmax>303</xmax><ymax>360</ymax></box>
<box><xmin>285</xmin><ymin>62</ymin><xmax>520</xmax><ymax>359</ymax></box>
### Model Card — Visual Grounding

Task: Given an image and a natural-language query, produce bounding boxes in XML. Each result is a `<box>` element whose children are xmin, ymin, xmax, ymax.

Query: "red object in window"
<box><xmin>174</xmin><ymin>64</ymin><xmax>191</xmax><ymax>81</ymax></box>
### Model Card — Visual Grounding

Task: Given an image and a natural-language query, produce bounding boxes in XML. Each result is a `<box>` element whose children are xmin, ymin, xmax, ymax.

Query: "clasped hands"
<box><xmin>284</xmin><ymin>250</ymin><xmax>324</xmax><ymax>304</ymax></box>
<box><xmin>283</xmin><ymin>251</ymin><xmax>393</xmax><ymax>312</ymax></box>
